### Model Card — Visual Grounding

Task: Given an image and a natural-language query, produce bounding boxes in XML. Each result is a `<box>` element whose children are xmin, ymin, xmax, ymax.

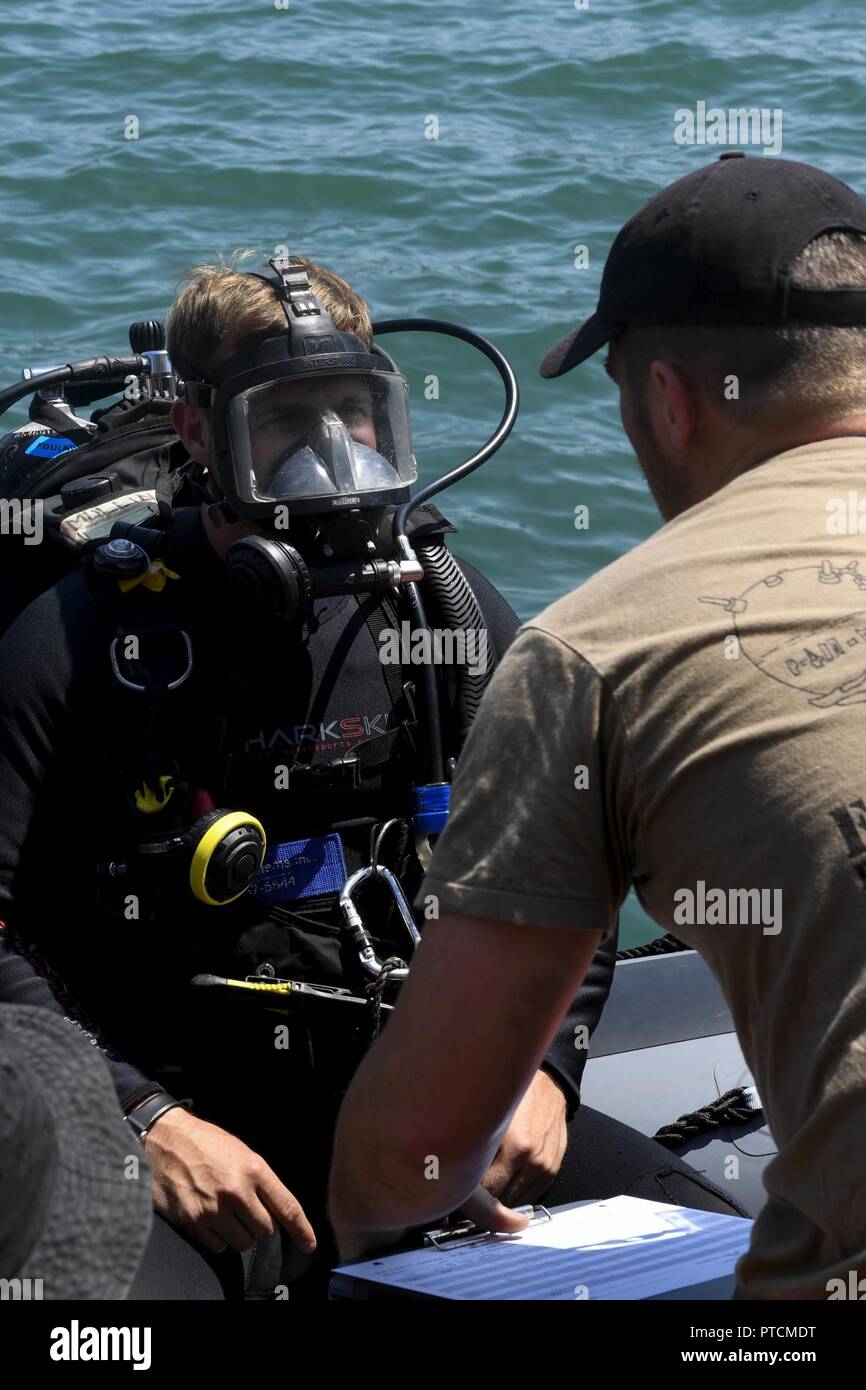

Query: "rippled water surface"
<box><xmin>2</xmin><ymin>0</ymin><xmax>863</xmax><ymax>941</ymax></box>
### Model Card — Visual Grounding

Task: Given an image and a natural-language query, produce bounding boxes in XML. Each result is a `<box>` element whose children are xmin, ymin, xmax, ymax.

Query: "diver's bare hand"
<box><xmin>142</xmin><ymin>1107</ymin><xmax>317</xmax><ymax>1256</ymax></box>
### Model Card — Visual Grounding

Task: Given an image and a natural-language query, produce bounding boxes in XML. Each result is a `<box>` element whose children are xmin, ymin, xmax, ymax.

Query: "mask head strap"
<box><xmin>244</xmin><ymin>258</ymin><xmax>352</xmax><ymax>360</ymax></box>
<box><xmin>177</xmin><ymin>256</ymin><xmax>349</xmax><ymax>405</ymax></box>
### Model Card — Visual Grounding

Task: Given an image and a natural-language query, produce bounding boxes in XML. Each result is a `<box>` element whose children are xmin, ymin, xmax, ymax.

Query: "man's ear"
<box><xmin>645</xmin><ymin>358</ymin><xmax>699</xmax><ymax>456</ymax></box>
<box><xmin>171</xmin><ymin>400</ymin><xmax>213</xmax><ymax>466</ymax></box>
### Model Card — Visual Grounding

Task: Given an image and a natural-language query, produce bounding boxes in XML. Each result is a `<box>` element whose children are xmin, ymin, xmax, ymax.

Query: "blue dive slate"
<box><xmin>247</xmin><ymin>832</ymin><xmax>348</xmax><ymax>903</ymax></box>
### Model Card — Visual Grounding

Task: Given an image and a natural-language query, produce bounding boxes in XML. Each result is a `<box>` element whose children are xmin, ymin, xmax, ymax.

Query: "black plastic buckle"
<box><xmin>287</xmin><ymin>754</ymin><xmax>361</xmax><ymax>792</ymax></box>
<box><xmin>178</xmin><ymin>379</ymin><xmax>215</xmax><ymax>408</ymax></box>
<box><xmin>269</xmin><ymin>259</ymin><xmax>319</xmax><ymax>317</ymax></box>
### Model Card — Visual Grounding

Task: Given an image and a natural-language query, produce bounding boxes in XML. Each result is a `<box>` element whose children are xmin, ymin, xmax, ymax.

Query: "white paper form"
<box><xmin>333</xmin><ymin>1196</ymin><xmax>754</xmax><ymax>1301</ymax></box>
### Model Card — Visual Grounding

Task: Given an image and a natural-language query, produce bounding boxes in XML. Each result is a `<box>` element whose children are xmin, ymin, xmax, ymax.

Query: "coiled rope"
<box><xmin>654</xmin><ymin>1087</ymin><xmax>760</xmax><ymax>1148</ymax></box>
<box><xmin>616</xmin><ymin>932</ymin><xmax>690</xmax><ymax>961</ymax></box>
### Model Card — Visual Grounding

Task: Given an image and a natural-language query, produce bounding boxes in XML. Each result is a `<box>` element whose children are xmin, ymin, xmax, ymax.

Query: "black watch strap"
<box><xmin>125</xmin><ymin>1093</ymin><xmax>191</xmax><ymax>1139</ymax></box>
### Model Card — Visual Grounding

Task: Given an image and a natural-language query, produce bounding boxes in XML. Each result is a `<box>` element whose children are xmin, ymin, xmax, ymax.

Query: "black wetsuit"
<box><xmin>0</xmin><ymin>520</ymin><xmax>745</xmax><ymax>1299</ymax></box>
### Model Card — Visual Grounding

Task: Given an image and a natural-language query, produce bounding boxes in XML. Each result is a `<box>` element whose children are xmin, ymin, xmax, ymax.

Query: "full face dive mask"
<box><xmin>172</xmin><ymin>257</ymin><xmax>519</xmax><ymax>635</ymax></box>
<box><xmin>175</xmin><ymin>259</ymin><xmax>418</xmax><ymax>519</ymax></box>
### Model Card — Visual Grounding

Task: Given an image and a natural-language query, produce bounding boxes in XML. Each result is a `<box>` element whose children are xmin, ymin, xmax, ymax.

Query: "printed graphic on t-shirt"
<box><xmin>827</xmin><ymin>796</ymin><xmax>866</xmax><ymax>891</ymax></box>
<box><xmin>700</xmin><ymin>558</ymin><xmax>866</xmax><ymax>707</ymax></box>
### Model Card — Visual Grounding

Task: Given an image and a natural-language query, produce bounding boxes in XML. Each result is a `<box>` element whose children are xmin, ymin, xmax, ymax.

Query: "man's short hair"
<box><xmin>166</xmin><ymin>250</ymin><xmax>373</xmax><ymax>386</ymax></box>
<box><xmin>618</xmin><ymin>230</ymin><xmax>866</xmax><ymax>422</ymax></box>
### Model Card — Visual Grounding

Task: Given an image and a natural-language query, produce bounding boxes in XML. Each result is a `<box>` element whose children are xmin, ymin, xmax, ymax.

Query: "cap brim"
<box><xmin>539</xmin><ymin>312</ymin><xmax>612</xmax><ymax>378</ymax></box>
<box><xmin>6</xmin><ymin>1006</ymin><xmax>154</xmax><ymax>1300</ymax></box>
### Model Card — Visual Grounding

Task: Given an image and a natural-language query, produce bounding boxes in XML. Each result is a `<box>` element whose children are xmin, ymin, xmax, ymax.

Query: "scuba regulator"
<box><xmin>104</xmin><ymin>805</ymin><xmax>267</xmax><ymax>908</ymax></box>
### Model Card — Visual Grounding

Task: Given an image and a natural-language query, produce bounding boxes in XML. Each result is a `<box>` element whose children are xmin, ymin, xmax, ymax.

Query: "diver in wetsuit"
<box><xmin>0</xmin><ymin>254</ymin><xmax>744</xmax><ymax>1300</ymax></box>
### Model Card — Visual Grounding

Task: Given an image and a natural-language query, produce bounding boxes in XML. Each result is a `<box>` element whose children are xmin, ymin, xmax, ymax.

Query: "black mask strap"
<box><xmin>245</xmin><ymin>259</ymin><xmax>344</xmax><ymax>358</ymax></box>
<box><xmin>178</xmin><ymin>257</ymin><xmax>370</xmax><ymax>407</ymax></box>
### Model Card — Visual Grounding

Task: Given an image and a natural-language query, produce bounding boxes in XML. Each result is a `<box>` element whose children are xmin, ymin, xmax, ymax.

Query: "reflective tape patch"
<box><xmin>23</xmin><ymin>434</ymin><xmax>76</xmax><ymax>459</ymax></box>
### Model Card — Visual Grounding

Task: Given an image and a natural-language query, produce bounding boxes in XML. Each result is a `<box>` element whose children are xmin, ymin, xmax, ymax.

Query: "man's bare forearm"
<box><xmin>329</xmin><ymin>915</ymin><xmax>603</xmax><ymax>1253</ymax></box>
<box><xmin>329</xmin><ymin>1045</ymin><xmax>508</xmax><ymax>1244</ymax></box>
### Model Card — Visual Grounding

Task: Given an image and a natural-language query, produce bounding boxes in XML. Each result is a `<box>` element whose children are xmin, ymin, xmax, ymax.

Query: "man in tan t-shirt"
<box><xmin>329</xmin><ymin>154</ymin><xmax>866</xmax><ymax>1300</ymax></box>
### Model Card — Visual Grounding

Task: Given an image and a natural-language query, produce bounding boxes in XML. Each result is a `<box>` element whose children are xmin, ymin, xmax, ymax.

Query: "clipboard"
<box><xmin>330</xmin><ymin>1195</ymin><xmax>753</xmax><ymax>1301</ymax></box>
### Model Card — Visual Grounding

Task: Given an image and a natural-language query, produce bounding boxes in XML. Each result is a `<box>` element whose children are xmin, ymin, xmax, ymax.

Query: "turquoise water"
<box><xmin>2</xmin><ymin>0</ymin><xmax>863</xmax><ymax>943</ymax></box>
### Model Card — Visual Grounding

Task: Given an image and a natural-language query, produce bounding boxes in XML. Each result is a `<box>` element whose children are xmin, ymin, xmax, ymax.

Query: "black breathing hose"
<box><xmin>372</xmin><ymin>318</ymin><xmax>519</xmax><ymax>546</ymax></box>
<box><xmin>372</xmin><ymin>318</ymin><xmax>519</xmax><ymax>782</ymax></box>
<box><xmin>416</xmin><ymin>542</ymin><xmax>493</xmax><ymax>732</ymax></box>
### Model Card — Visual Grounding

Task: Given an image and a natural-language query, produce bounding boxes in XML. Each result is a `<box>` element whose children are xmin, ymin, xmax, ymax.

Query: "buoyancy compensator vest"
<box><xmin>0</xmin><ymin>297</ymin><xmax>520</xmax><ymax>1046</ymax></box>
<box><xmin>83</xmin><ymin>497</ymin><xmax>495</xmax><ymax>1025</ymax></box>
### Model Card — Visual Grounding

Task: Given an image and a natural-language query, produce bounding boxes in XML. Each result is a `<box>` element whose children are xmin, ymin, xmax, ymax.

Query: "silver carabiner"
<box><xmin>338</xmin><ymin>859</ymin><xmax>420</xmax><ymax>982</ymax></box>
<box><xmin>368</xmin><ymin>820</ymin><xmax>421</xmax><ymax>948</ymax></box>
<box><xmin>373</xmin><ymin>864</ymin><xmax>421</xmax><ymax>948</ymax></box>
<box><xmin>339</xmin><ymin>866</ymin><xmax>406</xmax><ymax>981</ymax></box>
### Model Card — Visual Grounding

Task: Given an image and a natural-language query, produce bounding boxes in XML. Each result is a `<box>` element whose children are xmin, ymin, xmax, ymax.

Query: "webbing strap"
<box><xmin>358</xmin><ymin>592</ymin><xmax>404</xmax><ymax>708</ymax></box>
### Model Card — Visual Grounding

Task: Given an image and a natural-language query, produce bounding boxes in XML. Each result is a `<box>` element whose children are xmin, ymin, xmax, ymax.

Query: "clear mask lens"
<box><xmin>225</xmin><ymin>370</ymin><xmax>416</xmax><ymax>504</ymax></box>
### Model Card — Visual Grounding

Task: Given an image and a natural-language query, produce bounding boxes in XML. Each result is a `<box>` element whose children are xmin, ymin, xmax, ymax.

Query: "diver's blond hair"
<box><xmin>166</xmin><ymin>250</ymin><xmax>373</xmax><ymax>385</ymax></box>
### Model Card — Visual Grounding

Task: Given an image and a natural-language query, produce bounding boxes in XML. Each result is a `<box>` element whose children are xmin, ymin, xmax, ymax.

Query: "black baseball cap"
<box><xmin>540</xmin><ymin>154</ymin><xmax>866</xmax><ymax>378</ymax></box>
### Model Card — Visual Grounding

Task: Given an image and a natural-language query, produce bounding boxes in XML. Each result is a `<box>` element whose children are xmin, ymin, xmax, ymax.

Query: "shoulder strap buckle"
<box><xmin>285</xmin><ymin>753</ymin><xmax>361</xmax><ymax>793</ymax></box>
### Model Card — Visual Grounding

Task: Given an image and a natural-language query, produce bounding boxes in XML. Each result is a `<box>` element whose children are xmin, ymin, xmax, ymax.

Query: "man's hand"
<box><xmin>142</xmin><ymin>1107</ymin><xmax>317</xmax><ymax>1256</ymax></box>
<box><xmin>448</xmin><ymin>1073</ymin><xmax>569</xmax><ymax>1242</ymax></box>
<box><xmin>333</xmin><ymin>1071</ymin><xmax>569</xmax><ymax>1261</ymax></box>
<box><xmin>480</xmin><ymin>1069</ymin><xmax>568</xmax><ymax>1206</ymax></box>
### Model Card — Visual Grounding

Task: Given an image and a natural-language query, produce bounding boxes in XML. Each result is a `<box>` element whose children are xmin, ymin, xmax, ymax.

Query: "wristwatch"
<box><xmin>125</xmin><ymin>1092</ymin><xmax>192</xmax><ymax>1140</ymax></box>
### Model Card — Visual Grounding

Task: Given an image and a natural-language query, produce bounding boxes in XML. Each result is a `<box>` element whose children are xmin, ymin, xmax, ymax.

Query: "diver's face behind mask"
<box><xmin>223</xmin><ymin>366</ymin><xmax>417</xmax><ymax>516</ymax></box>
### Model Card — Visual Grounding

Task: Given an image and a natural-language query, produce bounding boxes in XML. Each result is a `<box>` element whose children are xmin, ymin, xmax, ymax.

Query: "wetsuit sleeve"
<box><xmin>0</xmin><ymin>928</ymin><xmax>160</xmax><ymax>1112</ymax></box>
<box><xmin>0</xmin><ymin>580</ymin><xmax>170</xmax><ymax>1114</ymax></box>
<box><xmin>445</xmin><ymin>570</ymin><xmax>621</xmax><ymax>1116</ymax></box>
<box><xmin>538</xmin><ymin>923</ymin><xmax>619</xmax><ymax>1117</ymax></box>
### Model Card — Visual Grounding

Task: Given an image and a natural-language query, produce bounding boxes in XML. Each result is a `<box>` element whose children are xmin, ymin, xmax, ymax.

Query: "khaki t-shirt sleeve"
<box><xmin>416</xmin><ymin>624</ymin><xmax>636</xmax><ymax>934</ymax></box>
